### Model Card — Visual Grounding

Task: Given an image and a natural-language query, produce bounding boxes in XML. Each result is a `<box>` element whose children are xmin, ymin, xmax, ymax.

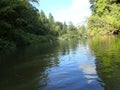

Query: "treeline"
<box><xmin>88</xmin><ymin>0</ymin><xmax>120</xmax><ymax>36</ymax></box>
<box><xmin>0</xmin><ymin>0</ymin><xmax>86</xmax><ymax>51</ymax></box>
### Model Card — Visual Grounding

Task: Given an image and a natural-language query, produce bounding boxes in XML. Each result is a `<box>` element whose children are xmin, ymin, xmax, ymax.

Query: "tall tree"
<box><xmin>48</xmin><ymin>13</ymin><xmax>54</xmax><ymax>23</ymax></box>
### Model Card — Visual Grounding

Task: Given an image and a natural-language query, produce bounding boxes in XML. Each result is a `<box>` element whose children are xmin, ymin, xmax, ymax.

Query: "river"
<box><xmin>0</xmin><ymin>36</ymin><xmax>120</xmax><ymax>90</ymax></box>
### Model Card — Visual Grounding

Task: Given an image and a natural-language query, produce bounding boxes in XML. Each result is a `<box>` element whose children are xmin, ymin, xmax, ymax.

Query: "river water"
<box><xmin>0</xmin><ymin>36</ymin><xmax>120</xmax><ymax>90</ymax></box>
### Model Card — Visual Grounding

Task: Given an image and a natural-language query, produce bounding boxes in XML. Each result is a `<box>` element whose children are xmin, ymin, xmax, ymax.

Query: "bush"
<box><xmin>0</xmin><ymin>38</ymin><xmax>16</xmax><ymax>51</ymax></box>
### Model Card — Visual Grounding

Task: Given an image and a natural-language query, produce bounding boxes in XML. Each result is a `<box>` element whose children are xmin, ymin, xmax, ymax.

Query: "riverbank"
<box><xmin>0</xmin><ymin>34</ymin><xmax>57</xmax><ymax>52</ymax></box>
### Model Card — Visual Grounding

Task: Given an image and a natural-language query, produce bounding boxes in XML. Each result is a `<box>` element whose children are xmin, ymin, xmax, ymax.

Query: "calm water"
<box><xmin>0</xmin><ymin>36</ymin><xmax>120</xmax><ymax>90</ymax></box>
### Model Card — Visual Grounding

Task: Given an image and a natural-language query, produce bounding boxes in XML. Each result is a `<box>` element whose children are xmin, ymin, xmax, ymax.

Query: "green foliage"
<box><xmin>77</xmin><ymin>25</ymin><xmax>87</xmax><ymax>36</ymax></box>
<box><xmin>88</xmin><ymin>0</ymin><xmax>120</xmax><ymax>35</ymax></box>
<box><xmin>0</xmin><ymin>38</ymin><xmax>16</xmax><ymax>51</ymax></box>
<box><xmin>0</xmin><ymin>0</ymin><xmax>81</xmax><ymax>51</ymax></box>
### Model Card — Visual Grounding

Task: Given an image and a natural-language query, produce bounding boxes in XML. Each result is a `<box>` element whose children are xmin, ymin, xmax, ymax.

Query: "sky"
<box><xmin>38</xmin><ymin>0</ymin><xmax>91</xmax><ymax>25</ymax></box>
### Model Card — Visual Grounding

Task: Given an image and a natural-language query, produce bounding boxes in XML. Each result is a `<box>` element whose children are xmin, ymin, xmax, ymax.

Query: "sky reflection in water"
<box><xmin>40</xmin><ymin>40</ymin><xmax>104</xmax><ymax>90</ymax></box>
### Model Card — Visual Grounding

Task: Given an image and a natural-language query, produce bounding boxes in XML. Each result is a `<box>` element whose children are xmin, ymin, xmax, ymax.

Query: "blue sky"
<box><xmin>38</xmin><ymin>0</ymin><xmax>91</xmax><ymax>25</ymax></box>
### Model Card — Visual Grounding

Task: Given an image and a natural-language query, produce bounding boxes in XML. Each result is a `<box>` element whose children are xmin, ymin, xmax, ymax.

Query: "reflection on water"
<box><xmin>41</xmin><ymin>39</ymin><xmax>103</xmax><ymax>90</ymax></box>
<box><xmin>1</xmin><ymin>36</ymin><xmax>120</xmax><ymax>90</ymax></box>
<box><xmin>89</xmin><ymin>35</ymin><xmax>120</xmax><ymax>90</ymax></box>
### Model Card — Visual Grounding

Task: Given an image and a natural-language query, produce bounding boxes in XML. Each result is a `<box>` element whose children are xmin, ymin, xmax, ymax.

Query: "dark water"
<box><xmin>0</xmin><ymin>36</ymin><xmax>120</xmax><ymax>90</ymax></box>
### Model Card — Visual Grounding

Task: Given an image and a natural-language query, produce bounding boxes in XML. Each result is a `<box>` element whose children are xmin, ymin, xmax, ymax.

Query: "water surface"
<box><xmin>0</xmin><ymin>36</ymin><xmax>120</xmax><ymax>90</ymax></box>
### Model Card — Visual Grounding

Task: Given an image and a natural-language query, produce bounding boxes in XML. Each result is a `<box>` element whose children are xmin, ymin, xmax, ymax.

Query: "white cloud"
<box><xmin>78</xmin><ymin>60</ymin><xmax>98</xmax><ymax>84</ymax></box>
<box><xmin>54</xmin><ymin>0</ymin><xmax>91</xmax><ymax>25</ymax></box>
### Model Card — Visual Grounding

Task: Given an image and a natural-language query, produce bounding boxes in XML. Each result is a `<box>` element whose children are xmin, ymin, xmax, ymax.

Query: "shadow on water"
<box><xmin>0</xmin><ymin>42</ymin><xmax>60</xmax><ymax>90</ymax></box>
<box><xmin>89</xmin><ymin>35</ymin><xmax>120</xmax><ymax>90</ymax></box>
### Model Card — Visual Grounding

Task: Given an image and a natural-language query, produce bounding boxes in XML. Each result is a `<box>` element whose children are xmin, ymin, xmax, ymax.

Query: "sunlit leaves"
<box><xmin>88</xmin><ymin>0</ymin><xmax>120</xmax><ymax>35</ymax></box>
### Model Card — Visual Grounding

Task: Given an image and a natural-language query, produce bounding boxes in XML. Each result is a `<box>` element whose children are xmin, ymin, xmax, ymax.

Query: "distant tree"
<box><xmin>62</xmin><ymin>21</ymin><xmax>67</xmax><ymax>34</ymax></box>
<box><xmin>54</xmin><ymin>22</ymin><xmax>63</xmax><ymax>36</ymax></box>
<box><xmin>48</xmin><ymin>13</ymin><xmax>54</xmax><ymax>23</ymax></box>
<box><xmin>68</xmin><ymin>22</ymin><xmax>76</xmax><ymax>31</ymax></box>
<box><xmin>39</xmin><ymin>10</ymin><xmax>48</xmax><ymax>24</ymax></box>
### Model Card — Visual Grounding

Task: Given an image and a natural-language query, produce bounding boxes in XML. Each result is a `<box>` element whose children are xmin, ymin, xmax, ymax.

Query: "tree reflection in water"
<box><xmin>89</xmin><ymin>35</ymin><xmax>120</xmax><ymax>90</ymax></box>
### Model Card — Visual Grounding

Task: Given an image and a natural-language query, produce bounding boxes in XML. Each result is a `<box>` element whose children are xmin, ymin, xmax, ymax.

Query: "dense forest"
<box><xmin>0</xmin><ymin>0</ymin><xmax>86</xmax><ymax>51</ymax></box>
<box><xmin>88</xmin><ymin>0</ymin><xmax>120</xmax><ymax>36</ymax></box>
<box><xmin>3</xmin><ymin>0</ymin><xmax>120</xmax><ymax>51</ymax></box>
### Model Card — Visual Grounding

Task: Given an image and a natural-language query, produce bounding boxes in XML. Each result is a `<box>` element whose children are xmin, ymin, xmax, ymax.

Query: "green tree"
<box><xmin>54</xmin><ymin>22</ymin><xmax>63</xmax><ymax>36</ymax></box>
<box><xmin>48</xmin><ymin>13</ymin><xmax>56</xmax><ymax>35</ymax></box>
<box><xmin>88</xmin><ymin>0</ymin><xmax>120</xmax><ymax>35</ymax></box>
